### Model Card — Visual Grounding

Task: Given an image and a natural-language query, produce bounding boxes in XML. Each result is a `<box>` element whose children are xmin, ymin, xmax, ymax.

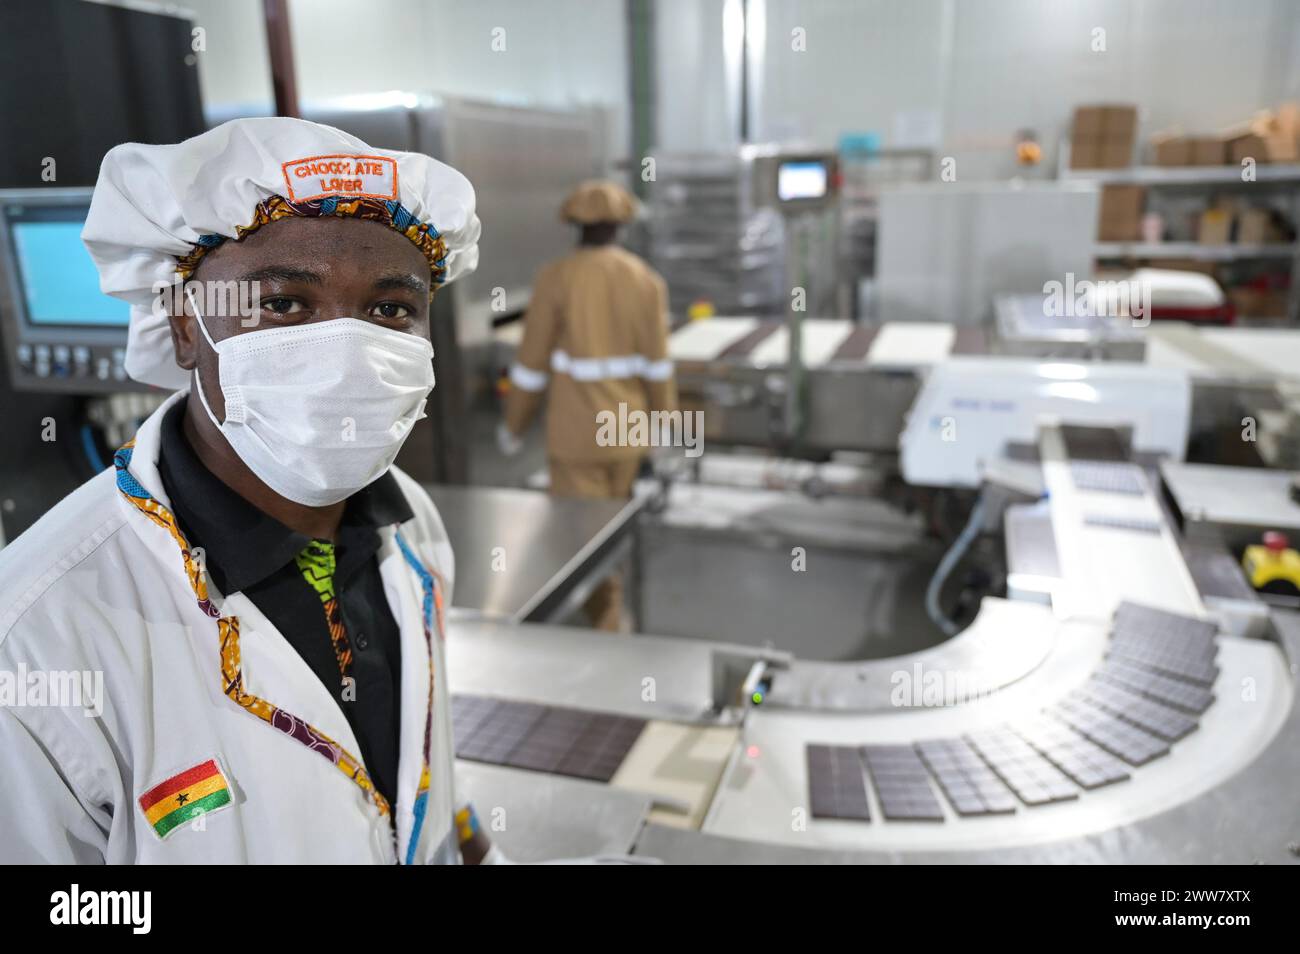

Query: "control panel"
<box><xmin>0</xmin><ymin>188</ymin><xmax>148</xmax><ymax>394</ymax></box>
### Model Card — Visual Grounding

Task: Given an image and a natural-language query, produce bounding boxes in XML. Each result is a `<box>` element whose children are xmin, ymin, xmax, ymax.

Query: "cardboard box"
<box><xmin>1257</xmin><ymin>289</ymin><xmax>1289</xmax><ymax>318</ymax></box>
<box><xmin>1102</xmin><ymin>105</ymin><xmax>1138</xmax><ymax>144</ymax></box>
<box><xmin>1190</xmin><ymin>137</ymin><xmax>1227</xmax><ymax>165</ymax></box>
<box><xmin>1223</xmin><ymin>105</ymin><xmax>1300</xmax><ymax>163</ymax></box>
<box><xmin>1100</xmin><ymin>141</ymin><xmax>1133</xmax><ymax>168</ymax></box>
<box><xmin>1227</xmin><ymin>287</ymin><xmax>1257</xmax><ymax>316</ymax></box>
<box><xmin>1235</xmin><ymin>207</ymin><xmax>1274</xmax><ymax>244</ymax></box>
<box><xmin>1276</xmin><ymin>102</ymin><xmax>1300</xmax><ymax>133</ymax></box>
<box><xmin>1072</xmin><ymin>103</ymin><xmax>1138</xmax><ymax>168</ymax></box>
<box><xmin>1228</xmin><ymin>129</ymin><xmax>1298</xmax><ymax>164</ymax></box>
<box><xmin>1097</xmin><ymin>185</ymin><xmax>1145</xmax><ymax>241</ymax></box>
<box><xmin>1198</xmin><ymin>205</ymin><xmax>1234</xmax><ymax>245</ymax></box>
<box><xmin>1227</xmin><ymin>131</ymin><xmax>1268</xmax><ymax>165</ymax></box>
<box><xmin>1070</xmin><ymin>141</ymin><xmax>1101</xmax><ymax>170</ymax></box>
<box><xmin>1073</xmin><ymin>106</ymin><xmax>1105</xmax><ymax>139</ymax></box>
<box><xmin>1229</xmin><ymin>287</ymin><xmax>1289</xmax><ymax>318</ymax></box>
<box><xmin>1152</xmin><ymin>134</ymin><xmax>1192</xmax><ymax>165</ymax></box>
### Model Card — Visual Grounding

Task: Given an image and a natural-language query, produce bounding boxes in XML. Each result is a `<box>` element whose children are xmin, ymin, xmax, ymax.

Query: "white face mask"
<box><xmin>186</xmin><ymin>289</ymin><xmax>435</xmax><ymax>507</ymax></box>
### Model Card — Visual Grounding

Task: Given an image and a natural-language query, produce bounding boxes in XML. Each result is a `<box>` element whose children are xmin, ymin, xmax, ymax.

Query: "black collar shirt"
<box><xmin>155</xmin><ymin>400</ymin><xmax>411</xmax><ymax>809</ymax></box>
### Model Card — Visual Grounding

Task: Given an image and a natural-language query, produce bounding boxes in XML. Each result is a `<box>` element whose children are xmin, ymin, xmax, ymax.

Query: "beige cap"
<box><xmin>560</xmin><ymin>180</ymin><xmax>638</xmax><ymax>224</ymax></box>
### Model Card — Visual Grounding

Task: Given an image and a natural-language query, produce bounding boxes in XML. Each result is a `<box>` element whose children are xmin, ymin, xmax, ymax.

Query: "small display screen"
<box><xmin>777</xmin><ymin>161</ymin><xmax>829</xmax><ymax>202</ymax></box>
<box><xmin>9</xmin><ymin>215</ymin><xmax>131</xmax><ymax>327</ymax></box>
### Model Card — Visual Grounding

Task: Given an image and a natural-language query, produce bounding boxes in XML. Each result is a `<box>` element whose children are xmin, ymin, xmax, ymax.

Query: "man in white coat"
<box><xmin>0</xmin><ymin>117</ymin><xmax>499</xmax><ymax>863</ymax></box>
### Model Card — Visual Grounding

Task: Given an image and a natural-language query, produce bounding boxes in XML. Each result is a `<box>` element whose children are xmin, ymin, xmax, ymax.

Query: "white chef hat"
<box><xmin>82</xmin><ymin>116</ymin><xmax>481</xmax><ymax>390</ymax></box>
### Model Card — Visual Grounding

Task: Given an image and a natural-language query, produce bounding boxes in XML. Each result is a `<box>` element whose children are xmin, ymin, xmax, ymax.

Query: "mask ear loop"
<box><xmin>185</xmin><ymin>285</ymin><xmax>225</xmax><ymax>427</ymax></box>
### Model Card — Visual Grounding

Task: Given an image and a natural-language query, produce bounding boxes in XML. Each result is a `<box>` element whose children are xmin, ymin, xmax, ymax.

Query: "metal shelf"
<box><xmin>1066</xmin><ymin>164</ymin><xmax>1300</xmax><ymax>185</ymax></box>
<box><xmin>1095</xmin><ymin>241</ymin><xmax>1299</xmax><ymax>261</ymax></box>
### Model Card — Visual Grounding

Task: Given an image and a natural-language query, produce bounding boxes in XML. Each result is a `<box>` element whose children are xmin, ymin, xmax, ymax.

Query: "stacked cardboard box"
<box><xmin>1198</xmin><ymin>204</ymin><xmax>1234</xmax><ymax>244</ymax></box>
<box><xmin>1151</xmin><ymin>103</ymin><xmax>1300</xmax><ymax>166</ymax></box>
<box><xmin>1190</xmin><ymin>137</ymin><xmax>1227</xmax><ymax>165</ymax></box>
<box><xmin>1195</xmin><ymin>201</ymin><xmax>1289</xmax><ymax>245</ymax></box>
<box><xmin>1071</xmin><ymin>104</ymin><xmax>1137</xmax><ymax>169</ymax></box>
<box><xmin>1150</xmin><ymin>133</ymin><xmax>1190</xmax><ymax>165</ymax></box>
<box><xmin>1236</xmin><ymin>205</ymin><xmax>1290</xmax><ymax>244</ymax></box>
<box><xmin>1236</xmin><ymin>207</ymin><xmax>1273</xmax><ymax>244</ymax></box>
<box><xmin>1097</xmin><ymin>185</ymin><xmax>1145</xmax><ymax>241</ymax></box>
<box><xmin>1224</xmin><ymin>104</ymin><xmax>1300</xmax><ymax>164</ymax></box>
<box><xmin>1151</xmin><ymin>134</ymin><xmax>1227</xmax><ymax>166</ymax></box>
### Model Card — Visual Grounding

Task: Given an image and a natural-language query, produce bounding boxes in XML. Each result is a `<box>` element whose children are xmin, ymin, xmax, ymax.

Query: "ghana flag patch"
<box><xmin>138</xmin><ymin>758</ymin><xmax>232</xmax><ymax>839</ymax></box>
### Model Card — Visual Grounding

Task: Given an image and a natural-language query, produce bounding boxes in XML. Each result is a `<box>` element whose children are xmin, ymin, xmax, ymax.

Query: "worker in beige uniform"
<box><xmin>500</xmin><ymin>181</ymin><xmax>676</xmax><ymax>631</ymax></box>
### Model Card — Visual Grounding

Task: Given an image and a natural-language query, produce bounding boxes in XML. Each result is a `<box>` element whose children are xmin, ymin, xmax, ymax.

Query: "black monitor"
<box><xmin>0</xmin><ymin>0</ymin><xmax>205</xmax><ymax>188</ymax></box>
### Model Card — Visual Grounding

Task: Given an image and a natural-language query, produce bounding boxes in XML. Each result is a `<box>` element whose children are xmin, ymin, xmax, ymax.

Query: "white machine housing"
<box><xmin>900</xmin><ymin>357</ymin><xmax>1191</xmax><ymax>488</ymax></box>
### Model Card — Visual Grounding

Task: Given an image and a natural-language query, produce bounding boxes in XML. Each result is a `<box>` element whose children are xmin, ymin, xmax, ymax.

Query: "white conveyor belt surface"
<box><xmin>668</xmin><ymin>317</ymin><xmax>760</xmax><ymax>362</ymax></box>
<box><xmin>748</xmin><ymin>319</ymin><xmax>853</xmax><ymax>368</ymax></box>
<box><xmin>866</xmin><ymin>321</ymin><xmax>956</xmax><ymax>368</ymax></box>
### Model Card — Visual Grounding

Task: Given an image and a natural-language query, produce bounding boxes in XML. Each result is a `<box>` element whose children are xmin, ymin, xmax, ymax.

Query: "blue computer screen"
<box><xmin>10</xmin><ymin>220</ymin><xmax>131</xmax><ymax>327</ymax></box>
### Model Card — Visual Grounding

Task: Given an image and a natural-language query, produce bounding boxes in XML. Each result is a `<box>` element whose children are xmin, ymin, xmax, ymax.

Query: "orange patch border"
<box><xmin>281</xmin><ymin>153</ymin><xmax>399</xmax><ymax>203</ymax></box>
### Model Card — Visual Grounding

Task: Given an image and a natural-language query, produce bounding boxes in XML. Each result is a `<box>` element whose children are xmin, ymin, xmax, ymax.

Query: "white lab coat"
<box><xmin>0</xmin><ymin>391</ymin><xmax>463</xmax><ymax>863</ymax></box>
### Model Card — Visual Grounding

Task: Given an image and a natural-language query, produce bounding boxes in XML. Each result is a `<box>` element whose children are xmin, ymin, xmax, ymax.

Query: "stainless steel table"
<box><xmin>454</xmin><ymin>762</ymin><xmax>653</xmax><ymax>862</ymax></box>
<box><xmin>423</xmin><ymin>484</ymin><xmax>646</xmax><ymax>622</ymax></box>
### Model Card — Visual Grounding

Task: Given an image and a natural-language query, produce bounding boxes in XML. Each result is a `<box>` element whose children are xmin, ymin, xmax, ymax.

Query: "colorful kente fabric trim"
<box><xmin>113</xmin><ymin>444</ymin><xmax>219</xmax><ymax>621</ymax></box>
<box><xmin>295</xmin><ymin>539</ymin><xmax>353</xmax><ymax>677</ymax></box>
<box><xmin>175</xmin><ymin>194</ymin><xmax>449</xmax><ymax>286</ymax></box>
<box><xmin>114</xmin><ymin>440</ymin><xmax>390</xmax><ymax>820</ymax></box>
<box><xmin>395</xmin><ymin>529</ymin><xmax>443</xmax><ymax>865</ymax></box>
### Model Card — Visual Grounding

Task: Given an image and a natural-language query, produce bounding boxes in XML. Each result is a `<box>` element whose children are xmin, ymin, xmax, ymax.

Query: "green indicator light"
<box><xmin>751</xmin><ymin>691</ymin><xmax>763</xmax><ymax>705</ymax></box>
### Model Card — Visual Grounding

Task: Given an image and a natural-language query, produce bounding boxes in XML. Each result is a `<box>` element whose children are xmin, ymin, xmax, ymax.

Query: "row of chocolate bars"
<box><xmin>808</xmin><ymin>602</ymin><xmax>1219</xmax><ymax>821</ymax></box>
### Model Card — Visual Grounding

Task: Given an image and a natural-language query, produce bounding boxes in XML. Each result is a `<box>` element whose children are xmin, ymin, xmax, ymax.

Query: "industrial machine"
<box><xmin>0</xmin><ymin>188</ymin><xmax>137</xmax><ymax>394</ymax></box>
<box><xmin>0</xmin><ymin>0</ymin><xmax>205</xmax><ymax>544</ymax></box>
<box><xmin>447</xmin><ymin>313</ymin><xmax>1299</xmax><ymax>862</ymax></box>
<box><xmin>3</xmin><ymin>3</ymin><xmax>1297</xmax><ymax>865</ymax></box>
<box><xmin>898</xmin><ymin>357</ymin><xmax>1192</xmax><ymax>488</ymax></box>
<box><xmin>645</xmin><ymin>148</ymin><xmax>788</xmax><ymax>318</ymax></box>
<box><xmin>0</xmin><ymin>187</ymin><xmax>172</xmax><ymax>542</ymax></box>
<box><xmin>442</xmin><ymin>413</ymin><xmax>1299</xmax><ymax>862</ymax></box>
<box><xmin>669</xmin><ymin>316</ymin><xmax>985</xmax><ymax>454</ymax></box>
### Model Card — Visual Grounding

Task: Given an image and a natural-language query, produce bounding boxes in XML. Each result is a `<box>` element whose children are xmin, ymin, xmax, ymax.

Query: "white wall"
<box><xmin>174</xmin><ymin>0</ymin><xmax>1300</xmax><ymax>179</ymax></box>
<box><xmin>183</xmin><ymin>0</ymin><xmax>629</xmax><ymax>154</ymax></box>
<box><xmin>653</xmin><ymin>0</ymin><xmax>739</xmax><ymax>151</ymax></box>
<box><xmin>661</xmin><ymin>0</ymin><xmax>1300</xmax><ymax>178</ymax></box>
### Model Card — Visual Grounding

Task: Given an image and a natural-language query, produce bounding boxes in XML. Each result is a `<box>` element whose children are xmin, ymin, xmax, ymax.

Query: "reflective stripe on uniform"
<box><xmin>509</xmin><ymin>361</ymin><xmax>549</xmax><ymax>392</ymax></box>
<box><xmin>550</xmin><ymin>349</ymin><xmax>674</xmax><ymax>382</ymax></box>
<box><xmin>642</xmin><ymin>358</ymin><xmax>674</xmax><ymax>381</ymax></box>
